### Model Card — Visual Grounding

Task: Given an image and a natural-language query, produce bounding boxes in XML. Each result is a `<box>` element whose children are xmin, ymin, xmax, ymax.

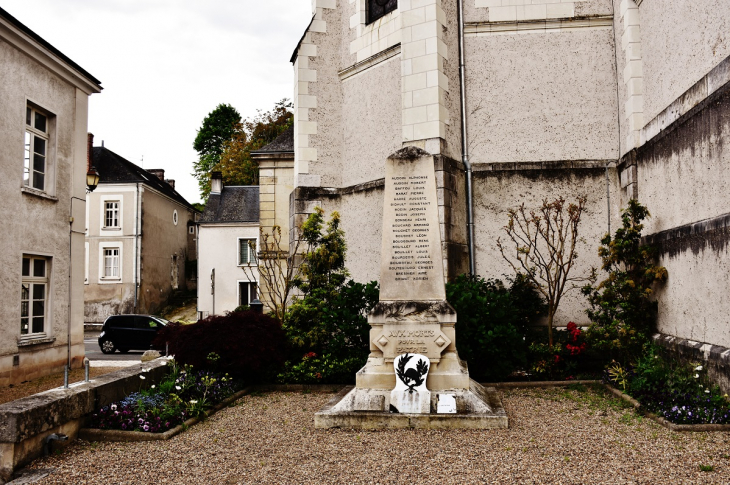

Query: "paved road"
<box><xmin>84</xmin><ymin>336</ymin><xmax>142</xmax><ymax>363</ymax></box>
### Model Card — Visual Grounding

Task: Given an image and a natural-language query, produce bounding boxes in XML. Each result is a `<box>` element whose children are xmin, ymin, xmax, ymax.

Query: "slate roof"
<box><xmin>92</xmin><ymin>146</ymin><xmax>196</xmax><ymax>210</ymax></box>
<box><xmin>251</xmin><ymin>125</ymin><xmax>294</xmax><ymax>154</ymax></box>
<box><xmin>0</xmin><ymin>7</ymin><xmax>102</xmax><ymax>88</ymax></box>
<box><xmin>199</xmin><ymin>186</ymin><xmax>260</xmax><ymax>224</ymax></box>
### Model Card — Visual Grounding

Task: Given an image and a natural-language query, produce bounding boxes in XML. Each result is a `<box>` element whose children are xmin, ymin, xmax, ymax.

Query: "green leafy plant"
<box><xmin>445</xmin><ymin>274</ymin><xmax>546</xmax><ymax>381</ymax></box>
<box><xmin>583</xmin><ymin>200</ymin><xmax>668</xmax><ymax>364</ymax></box>
<box><xmin>280</xmin><ymin>208</ymin><xmax>379</xmax><ymax>384</ymax></box>
<box><xmin>607</xmin><ymin>361</ymin><xmax>630</xmax><ymax>392</ymax></box>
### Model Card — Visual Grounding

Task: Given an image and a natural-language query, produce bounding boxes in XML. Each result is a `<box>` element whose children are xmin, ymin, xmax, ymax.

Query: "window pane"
<box><xmin>33</xmin><ymin>172</ymin><xmax>44</xmax><ymax>190</ymax></box>
<box><xmin>21</xmin><ymin>301</ymin><xmax>29</xmax><ymax>318</ymax></box>
<box><xmin>33</xmin><ymin>259</ymin><xmax>45</xmax><ymax>277</ymax></box>
<box><xmin>33</xmin><ymin>137</ymin><xmax>46</xmax><ymax>156</ymax></box>
<box><xmin>21</xmin><ymin>317</ymin><xmax>29</xmax><ymax>335</ymax></box>
<box><xmin>22</xmin><ymin>258</ymin><xmax>30</xmax><ymax>276</ymax></box>
<box><xmin>32</xmin><ymin>300</ymin><xmax>44</xmax><ymax>318</ymax></box>
<box><xmin>21</xmin><ymin>283</ymin><xmax>29</xmax><ymax>301</ymax></box>
<box><xmin>24</xmin><ymin>132</ymin><xmax>31</xmax><ymax>169</ymax></box>
<box><xmin>34</xmin><ymin>111</ymin><xmax>47</xmax><ymax>132</ymax></box>
<box><xmin>32</xmin><ymin>316</ymin><xmax>44</xmax><ymax>334</ymax></box>
<box><xmin>26</xmin><ymin>107</ymin><xmax>31</xmax><ymax>125</ymax></box>
<box><xmin>250</xmin><ymin>282</ymin><xmax>257</xmax><ymax>302</ymax></box>
<box><xmin>239</xmin><ymin>241</ymin><xmax>247</xmax><ymax>264</ymax></box>
<box><xmin>32</xmin><ymin>283</ymin><xmax>45</xmax><ymax>300</ymax></box>
<box><xmin>33</xmin><ymin>153</ymin><xmax>45</xmax><ymax>172</ymax></box>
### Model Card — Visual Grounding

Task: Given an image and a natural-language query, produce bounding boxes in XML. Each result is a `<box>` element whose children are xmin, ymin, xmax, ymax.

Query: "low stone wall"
<box><xmin>653</xmin><ymin>333</ymin><xmax>730</xmax><ymax>394</ymax></box>
<box><xmin>0</xmin><ymin>359</ymin><xmax>168</xmax><ymax>484</ymax></box>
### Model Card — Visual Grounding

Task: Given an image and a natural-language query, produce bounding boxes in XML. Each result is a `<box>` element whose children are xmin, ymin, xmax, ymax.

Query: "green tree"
<box><xmin>217</xmin><ymin>99</ymin><xmax>293</xmax><ymax>187</ymax></box>
<box><xmin>192</xmin><ymin>104</ymin><xmax>241</xmax><ymax>200</ymax></box>
<box><xmin>583</xmin><ymin>200</ymin><xmax>668</xmax><ymax>364</ymax></box>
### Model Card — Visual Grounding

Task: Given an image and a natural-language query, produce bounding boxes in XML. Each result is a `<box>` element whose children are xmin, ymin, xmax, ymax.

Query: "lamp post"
<box><xmin>65</xmin><ymin>166</ymin><xmax>100</xmax><ymax>388</ymax></box>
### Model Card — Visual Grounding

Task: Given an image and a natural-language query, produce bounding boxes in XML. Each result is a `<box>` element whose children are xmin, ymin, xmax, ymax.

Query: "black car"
<box><xmin>98</xmin><ymin>314</ymin><xmax>169</xmax><ymax>354</ymax></box>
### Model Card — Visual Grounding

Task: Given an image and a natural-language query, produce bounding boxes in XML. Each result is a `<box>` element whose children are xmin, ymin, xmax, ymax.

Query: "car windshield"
<box><xmin>152</xmin><ymin>316</ymin><xmax>170</xmax><ymax>326</ymax></box>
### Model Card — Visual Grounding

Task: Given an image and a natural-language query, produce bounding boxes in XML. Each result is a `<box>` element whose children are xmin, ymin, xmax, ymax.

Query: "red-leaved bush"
<box><xmin>153</xmin><ymin>311</ymin><xmax>287</xmax><ymax>383</ymax></box>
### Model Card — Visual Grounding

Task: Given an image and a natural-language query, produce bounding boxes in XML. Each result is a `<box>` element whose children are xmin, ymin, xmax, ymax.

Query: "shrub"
<box><xmin>583</xmin><ymin>200</ymin><xmax>667</xmax><ymax>365</ymax></box>
<box><xmin>280</xmin><ymin>207</ymin><xmax>379</xmax><ymax>384</ymax></box>
<box><xmin>154</xmin><ymin>310</ymin><xmax>286</xmax><ymax>383</ymax></box>
<box><xmin>445</xmin><ymin>274</ymin><xmax>545</xmax><ymax>381</ymax></box>
<box><xmin>604</xmin><ymin>346</ymin><xmax>730</xmax><ymax>424</ymax></box>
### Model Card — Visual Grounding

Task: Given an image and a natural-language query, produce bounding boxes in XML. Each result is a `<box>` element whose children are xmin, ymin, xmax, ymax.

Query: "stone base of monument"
<box><xmin>314</xmin><ymin>379</ymin><xmax>507</xmax><ymax>429</ymax></box>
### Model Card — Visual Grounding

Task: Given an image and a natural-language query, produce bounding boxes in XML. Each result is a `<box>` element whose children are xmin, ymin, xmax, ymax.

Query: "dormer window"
<box><xmin>367</xmin><ymin>0</ymin><xmax>397</xmax><ymax>25</ymax></box>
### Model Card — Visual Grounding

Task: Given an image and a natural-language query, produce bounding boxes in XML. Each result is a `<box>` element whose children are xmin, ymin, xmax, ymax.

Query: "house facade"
<box><xmin>0</xmin><ymin>7</ymin><xmax>102</xmax><ymax>384</ymax></box>
<box><xmin>280</xmin><ymin>1</ymin><xmax>730</xmax><ymax>376</ymax></box>
<box><xmin>84</xmin><ymin>147</ymin><xmax>198</xmax><ymax>324</ymax></box>
<box><xmin>197</xmin><ymin>172</ymin><xmax>260</xmax><ymax>318</ymax></box>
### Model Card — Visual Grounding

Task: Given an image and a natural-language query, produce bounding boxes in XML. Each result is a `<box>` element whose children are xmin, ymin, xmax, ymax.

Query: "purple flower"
<box><xmin>143</xmin><ymin>425</ymin><xmax>149</xmax><ymax>431</ymax></box>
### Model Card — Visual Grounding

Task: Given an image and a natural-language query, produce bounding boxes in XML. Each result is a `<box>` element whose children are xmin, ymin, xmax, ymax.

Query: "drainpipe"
<box><xmin>134</xmin><ymin>183</ymin><xmax>140</xmax><ymax>312</ymax></box>
<box><xmin>457</xmin><ymin>0</ymin><xmax>476</xmax><ymax>276</ymax></box>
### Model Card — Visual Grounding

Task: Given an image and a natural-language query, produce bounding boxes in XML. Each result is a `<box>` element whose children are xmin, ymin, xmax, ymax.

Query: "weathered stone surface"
<box><xmin>141</xmin><ymin>350</ymin><xmax>162</xmax><ymax>362</ymax></box>
<box><xmin>379</xmin><ymin>148</ymin><xmax>445</xmax><ymax>301</ymax></box>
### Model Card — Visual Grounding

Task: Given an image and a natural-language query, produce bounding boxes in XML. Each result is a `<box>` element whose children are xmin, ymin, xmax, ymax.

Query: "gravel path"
<box><xmin>26</xmin><ymin>385</ymin><xmax>730</xmax><ymax>484</ymax></box>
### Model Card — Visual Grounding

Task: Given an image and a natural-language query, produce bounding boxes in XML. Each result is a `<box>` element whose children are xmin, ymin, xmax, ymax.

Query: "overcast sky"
<box><xmin>3</xmin><ymin>0</ymin><xmax>312</xmax><ymax>204</ymax></box>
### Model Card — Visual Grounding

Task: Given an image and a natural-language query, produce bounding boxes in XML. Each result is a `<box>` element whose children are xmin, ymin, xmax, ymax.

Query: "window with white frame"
<box><xmin>105</xmin><ymin>201</ymin><xmax>120</xmax><ymax>228</ymax></box>
<box><xmin>103</xmin><ymin>248</ymin><xmax>120</xmax><ymax>279</ymax></box>
<box><xmin>238</xmin><ymin>238</ymin><xmax>256</xmax><ymax>265</ymax></box>
<box><xmin>239</xmin><ymin>281</ymin><xmax>257</xmax><ymax>306</ymax></box>
<box><xmin>21</xmin><ymin>255</ymin><xmax>49</xmax><ymax>336</ymax></box>
<box><xmin>24</xmin><ymin>106</ymin><xmax>50</xmax><ymax>191</ymax></box>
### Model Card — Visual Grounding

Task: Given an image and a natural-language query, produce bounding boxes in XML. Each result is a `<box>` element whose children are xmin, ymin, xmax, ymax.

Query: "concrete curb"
<box><xmin>483</xmin><ymin>380</ymin><xmax>601</xmax><ymax>388</ymax></box>
<box><xmin>78</xmin><ymin>387</ymin><xmax>251</xmax><ymax>442</ymax></box>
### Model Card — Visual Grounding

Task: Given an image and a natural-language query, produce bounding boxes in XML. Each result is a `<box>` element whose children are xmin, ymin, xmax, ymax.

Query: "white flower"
<box><xmin>705</xmin><ymin>389</ymin><xmax>710</xmax><ymax>394</ymax></box>
<box><xmin>695</xmin><ymin>365</ymin><xmax>703</xmax><ymax>371</ymax></box>
<box><xmin>190</xmin><ymin>400</ymin><xmax>198</xmax><ymax>404</ymax></box>
<box><xmin>111</xmin><ymin>404</ymin><xmax>117</xmax><ymax>411</ymax></box>
<box><xmin>694</xmin><ymin>374</ymin><xmax>699</xmax><ymax>379</ymax></box>
<box><xmin>176</xmin><ymin>386</ymin><xmax>181</xmax><ymax>391</ymax></box>
<box><xmin>151</xmin><ymin>385</ymin><xmax>156</xmax><ymax>389</ymax></box>
<box><xmin>140</xmin><ymin>375</ymin><xmax>146</xmax><ymax>380</ymax></box>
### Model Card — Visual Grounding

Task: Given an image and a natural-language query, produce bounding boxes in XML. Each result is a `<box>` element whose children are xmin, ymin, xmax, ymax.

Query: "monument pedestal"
<box><xmin>314</xmin><ymin>147</ymin><xmax>507</xmax><ymax>429</ymax></box>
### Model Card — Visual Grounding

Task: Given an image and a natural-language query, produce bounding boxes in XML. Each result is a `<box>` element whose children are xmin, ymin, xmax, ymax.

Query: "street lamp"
<box><xmin>86</xmin><ymin>166</ymin><xmax>100</xmax><ymax>192</ymax></box>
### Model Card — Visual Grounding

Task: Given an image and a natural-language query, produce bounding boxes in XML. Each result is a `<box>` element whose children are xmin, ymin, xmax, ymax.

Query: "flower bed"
<box><xmin>89</xmin><ymin>360</ymin><xmax>241</xmax><ymax>433</ymax></box>
<box><xmin>604</xmin><ymin>347</ymin><xmax>730</xmax><ymax>426</ymax></box>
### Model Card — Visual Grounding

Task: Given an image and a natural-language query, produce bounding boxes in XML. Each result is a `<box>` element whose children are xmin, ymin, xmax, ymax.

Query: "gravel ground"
<box><xmin>25</xmin><ymin>385</ymin><xmax>730</xmax><ymax>484</ymax></box>
<box><xmin>0</xmin><ymin>368</ymin><xmax>118</xmax><ymax>405</ymax></box>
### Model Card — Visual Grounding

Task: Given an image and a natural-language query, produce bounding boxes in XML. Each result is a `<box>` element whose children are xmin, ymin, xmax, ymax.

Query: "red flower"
<box><xmin>315</xmin><ymin>372</ymin><xmax>322</xmax><ymax>379</ymax></box>
<box><xmin>566</xmin><ymin>322</ymin><xmax>582</xmax><ymax>342</ymax></box>
<box><xmin>554</xmin><ymin>354</ymin><xmax>561</xmax><ymax>363</ymax></box>
<box><xmin>303</xmin><ymin>352</ymin><xmax>317</xmax><ymax>359</ymax></box>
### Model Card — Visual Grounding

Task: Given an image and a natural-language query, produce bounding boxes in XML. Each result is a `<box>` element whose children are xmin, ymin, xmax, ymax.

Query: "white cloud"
<box><xmin>2</xmin><ymin>0</ymin><xmax>312</xmax><ymax>204</ymax></box>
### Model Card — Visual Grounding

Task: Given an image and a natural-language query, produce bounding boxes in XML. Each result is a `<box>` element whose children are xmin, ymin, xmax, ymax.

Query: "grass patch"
<box><xmin>699</xmin><ymin>465</ymin><xmax>714</xmax><ymax>472</ymax></box>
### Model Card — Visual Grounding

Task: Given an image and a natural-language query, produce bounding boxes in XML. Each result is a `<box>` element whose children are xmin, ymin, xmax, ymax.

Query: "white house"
<box><xmin>84</xmin><ymin>146</ymin><xmax>199</xmax><ymax>324</ymax></box>
<box><xmin>0</xmin><ymin>6</ymin><xmax>101</xmax><ymax>384</ymax></box>
<box><xmin>197</xmin><ymin>172</ymin><xmax>260</xmax><ymax>317</ymax></box>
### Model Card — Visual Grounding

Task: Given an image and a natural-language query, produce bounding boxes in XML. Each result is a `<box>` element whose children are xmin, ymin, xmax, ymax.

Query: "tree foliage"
<box><xmin>583</xmin><ymin>199</ymin><xmax>668</xmax><ymax>364</ymax></box>
<box><xmin>217</xmin><ymin>99</ymin><xmax>293</xmax><ymax>188</ymax></box>
<box><xmin>192</xmin><ymin>104</ymin><xmax>241</xmax><ymax>199</ymax></box>
<box><xmin>497</xmin><ymin>196</ymin><xmax>592</xmax><ymax>347</ymax></box>
<box><xmin>284</xmin><ymin>207</ymin><xmax>379</xmax><ymax>360</ymax></box>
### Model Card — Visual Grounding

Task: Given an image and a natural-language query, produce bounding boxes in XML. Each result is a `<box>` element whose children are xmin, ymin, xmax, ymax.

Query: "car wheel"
<box><xmin>100</xmin><ymin>339</ymin><xmax>116</xmax><ymax>354</ymax></box>
<box><xmin>117</xmin><ymin>347</ymin><xmax>130</xmax><ymax>354</ymax></box>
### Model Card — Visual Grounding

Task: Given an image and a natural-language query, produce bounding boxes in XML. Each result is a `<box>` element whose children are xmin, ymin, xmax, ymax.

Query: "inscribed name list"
<box><xmin>379</xmin><ymin>154</ymin><xmax>445</xmax><ymax>301</ymax></box>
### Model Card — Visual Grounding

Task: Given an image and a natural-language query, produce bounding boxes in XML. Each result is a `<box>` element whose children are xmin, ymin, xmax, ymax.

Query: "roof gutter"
<box><xmin>457</xmin><ymin>0</ymin><xmax>476</xmax><ymax>276</ymax></box>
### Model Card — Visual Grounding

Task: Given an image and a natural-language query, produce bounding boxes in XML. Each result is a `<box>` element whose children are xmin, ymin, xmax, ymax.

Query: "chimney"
<box><xmin>165</xmin><ymin>179</ymin><xmax>176</xmax><ymax>190</ymax></box>
<box><xmin>211</xmin><ymin>171</ymin><xmax>223</xmax><ymax>194</ymax></box>
<box><xmin>147</xmin><ymin>169</ymin><xmax>165</xmax><ymax>181</ymax></box>
<box><xmin>87</xmin><ymin>133</ymin><xmax>94</xmax><ymax>172</ymax></box>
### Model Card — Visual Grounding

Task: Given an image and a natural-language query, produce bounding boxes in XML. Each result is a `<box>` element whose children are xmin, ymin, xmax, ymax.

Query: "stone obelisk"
<box><xmin>315</xmin><ymin>147</ymin><xmax>507</xmax><ymax>428</ymax></box>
